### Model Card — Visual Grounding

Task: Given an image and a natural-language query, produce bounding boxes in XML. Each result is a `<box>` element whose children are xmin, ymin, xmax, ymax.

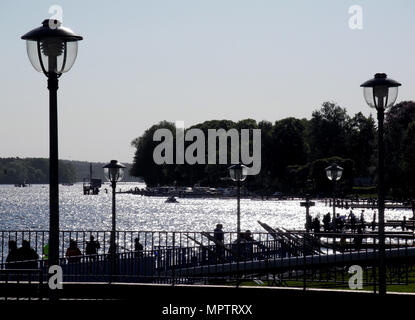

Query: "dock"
<box><xmin>325</xmin><ymin>198</ymin><xmax>414</xmax><ymax>210</ymax></box>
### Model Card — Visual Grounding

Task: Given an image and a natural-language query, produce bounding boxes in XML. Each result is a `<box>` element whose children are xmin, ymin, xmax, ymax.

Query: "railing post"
<box><xmin>303</xmin><ymin>233</ymin><xmax>306</xmax><ymax>291</ymax></box>
<box><xmin>172</xmin><ymin>232</ymin><xmax>175</xmax><ymax>286</ymax></box>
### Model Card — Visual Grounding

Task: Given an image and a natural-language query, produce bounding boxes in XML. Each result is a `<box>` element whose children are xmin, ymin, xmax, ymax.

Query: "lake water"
<box><xmin>0</xmin><ymin>183</ymin><xmax>410</xmax><ymax>232</ymax></box>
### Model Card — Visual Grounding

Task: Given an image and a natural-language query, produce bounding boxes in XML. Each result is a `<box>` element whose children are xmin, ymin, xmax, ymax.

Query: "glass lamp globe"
<box><xmin>22</xmin><ymin>19</ymin><xmax>83</xmax><ymax>76</ymax></box>
<box><xmin>103</xmin><ymin>160</ymin><xmax>126</xmax><ymax>183</ymax></box>
<box><xmin>361</xmin><ymin>73</ymin><xmax>401</xmax><ymax>110</ymax></box>
<box><xmin>228</xmin><ymin>163</ymin><xmax>248</xmax><ymax>182</ymax></box>
<box><xmin>325</xmin><ymin>163</ymin><xmax>343</xmax><ymax>181</ymax></box>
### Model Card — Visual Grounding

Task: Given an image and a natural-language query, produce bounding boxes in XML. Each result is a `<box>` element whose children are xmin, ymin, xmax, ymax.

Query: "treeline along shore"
<box><xmin>0</xmin><ymin>158</ymin><xmax>140</xmax><ymax>184</ymax></box>
<box><xmin>130</xmin><ymin>101</ymin><xmax>415</xmax><ymax>199</ymax></box>
<box><xmin>3</xmin><ymin>100</ymin><xmax>415</xmax><ymax>199</ymax></box>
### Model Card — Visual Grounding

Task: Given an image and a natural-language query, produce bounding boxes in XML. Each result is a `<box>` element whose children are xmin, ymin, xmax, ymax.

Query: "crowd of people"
<box><xmin>306</xmin><ymin>209</ymin><xmax>369</xmax><ymax>233</ymax></box>
<box><xmin>5</xmin><ymin>235</ymin><xmax>145</xmax><ymax>268</ymax></box>
<box><xmin>5</xmin><ymin>240</ymin><xmax>39</xmax><ymax>269</ymax></box>
<box><xmin>213</xmin><ymin>224</ymin><xmax>257</xmax><ymax>261</ymax></box>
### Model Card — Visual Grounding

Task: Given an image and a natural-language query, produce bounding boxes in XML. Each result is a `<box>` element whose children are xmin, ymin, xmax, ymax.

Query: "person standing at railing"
<box><xmin>353</xmin><ymin>226</ymin><xmax>363</xmax><ymax>250</ymax></box>
<box><xmin>85</xmin><ymin>236</ymin><xmax>100</xmax><ymax>261</ymax></box>
<box><xmin>66</xmin><ymin>239</ymin><xmax>82</xmax><ymax>263</ymax></box>
<box><xmin>360</xmin><ymin>210</ymin><xmax>365</xmax><ymax>230</ymax></box>
<box><xmin>42</xmin><ymin>243</ymin><xmax>49</xmax><ymax>267</ymax></box>
<box><xmin>322</xmin><ymin>212</ymin><xmax>331</xmax><ymax>232</ymax></box>
<box><xmin>372</xmin><ymin>211</ymin><xmax>377</xmax><ymax>231</ymax></box>
<box><xmin>348</xmin><ymin>210</ymin><xmax>357</xmax><ymax>232</ymax></box>
<box><xmin>339</xmin><ymin>236</ymin><xmax>347</xmax><ymax>252</ymax></box>
<box><xmin>213</xmin><ymin>224</ymin><xmax>225</xmax><ymax>261</ymax></box>
<box><xmin>334</xmin><ymin>214</ymin><xmax>345</xmax><ymax>232</ymax></box>
<box><xmin>214</xmin><ymin>224</ymin><xmax>224</xmax><ymax>242</ymax></box>
<box><xmin>243</xmin><ymin>230</ymin><xmax>254</xmax><ymax>260</ymax></box>
<box><xmin>231</xmin><ymin>232</ymin><xmax>247</xmax><ymax>261</ymax></box>
<box><xmin>312</xmin><ymin>216</ymin><xmax>321</xmax><ymax>234</ymax></box>
<box><xmin>134</xmin><ymin>238</ymin><xmax>143</xmax><ymax>258</ymax></box>
<box><xmin>17</xmin><ymin>240</ymin><xmax>39</xmax><ymax>269</ymax></box>
<box><xmin>5</xmin><ymin>240</ymin><xmax>19</xmax><ymax>269</ymax></box>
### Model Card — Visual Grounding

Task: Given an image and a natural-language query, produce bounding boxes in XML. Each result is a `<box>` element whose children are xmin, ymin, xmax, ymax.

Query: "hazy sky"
<box><xmin>1</xmin><ymin>0</ymin><xmax>415</xmax><ymax>163</ymax></box>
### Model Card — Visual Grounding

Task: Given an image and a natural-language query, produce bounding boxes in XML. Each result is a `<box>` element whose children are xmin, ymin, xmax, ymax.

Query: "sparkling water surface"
<box><xmin>0</xmin><ymin>184</ymin><xmax>410</xmax><ymax>232</ymax></box>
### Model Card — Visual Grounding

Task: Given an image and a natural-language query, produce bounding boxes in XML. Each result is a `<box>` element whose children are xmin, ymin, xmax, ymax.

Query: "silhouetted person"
<box><xmin>244</xmin><ymin>230</ymin><xmax>254</xmax><ymax>242</ymax></box>
<box><xmin>322</xmin><ymin>213</ymin><xmax>331</xmax><ymax>232</ymax></box>
<box><xmin>243</xmin><ymin>230</ymin><xmax>254</xmax><ymax>259</ymax></box>
<box><xmin>231</xmin><ymin>232</ymin><xmax>246</xmax><ymax>261</ymax></box>
<box><xmin>354</xmin><ymin>227</ymin><xmax>363</xmax><ymax>250</ymax></box>
<box><xmin>312</xmin><ymin>216</ymin><xmax>321</xmax><ymax>233</ymax></box>
<box><xmin>348</xmin><ymin>210</ymin><xmax>357</xmax><ymax>232</ymax></box>
<box><xmin>214</xmin><ymin>224</ymin><xmax>224</xmax><ymax>243</ymax></box>
<box><xmin>66</xmin><ymin>239</ymin><xmax>82</xmax><ymax>263</ymax></box>
<box><xmin>86</xmin><ymin>235</ymin><xmax>100</xmax><ymax>255</ymax></box>
<box><xmin>43</xmin><ymin>243</ymin><xmax>49</xmax><ymax>260</ymax></box>
<box><xmin>335</xmin><ymin>214</ymin><xmax>345</xmax><ymax>232</ymax></box>
<box><xmin>360</xmin><ymin>210</ymin><xmax>365</xmax><ymax>224</ymax></box>
<box><xmin>85</xmin><ymin>235</ymin><xmax>100</xmax><ymax>264</ymax></box>
<box><xmin>340</xmin><ymin>236</ymin><xmax>347</xmax><ymax>252</ymax></box>
<box><xmin>6</xmin><ymin>240</ymin><xmax>19</xmax><ymax>269</ymax></box>
<box><xmin>372</xmin><ymin>211</ymin><xmax>377</xmax><ymax>231</ymax></box>
<box><xmin>134</xmin><ymin>238</ymin><xmax>143</xmax><ymax>257</ymax></box>
<box><xmin>17</xmin><ymin>240</ymin><xmax>39</xmax><ymax>269</ymax></box>
<box><xmin>213</xmin><ymin>224</ymin><xmax>225</xmax><ymax>261</ymax></box>
<box><xmin>340</xmin><ymin>214</ymin><xmax>346</xmax><ymax>230</ymax></box>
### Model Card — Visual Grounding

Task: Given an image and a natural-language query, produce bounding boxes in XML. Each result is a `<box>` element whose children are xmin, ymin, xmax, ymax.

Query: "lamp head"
<box><xmin>325</xmin><ymin>163</ymin><xmax>343</xmax><ymax>181</ymax></box>
<box><xmin>103</xmin><ymin>160</ymin><xmax>126</xmax><ymax>183</ymax></box>
<box><xmin>22</xmin><ymin>19</ymin><xmax>83</xmax><ymax>76</ymax></box>
<box><xmin>228</xmin><ymin>163</ymin><xmax>248</xmax><ymax>182</ymax></box>
<box><xmin>361</xmin><ymin>73</ymin><xmax>401</xmax><ymax>110</ymax></box>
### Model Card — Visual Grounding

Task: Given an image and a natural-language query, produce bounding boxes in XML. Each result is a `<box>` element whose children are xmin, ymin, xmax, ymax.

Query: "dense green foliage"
<box><xmin>130</xmin><ymin>101</ymin><xmax>415</xmax><ymax>198</ymax></box>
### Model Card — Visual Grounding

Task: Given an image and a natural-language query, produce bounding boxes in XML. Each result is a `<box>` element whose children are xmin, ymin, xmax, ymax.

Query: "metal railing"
<box><xmin>1</xmin><ymin>230</ymin><xmax>415</xmax><ymax>295</ymax></box>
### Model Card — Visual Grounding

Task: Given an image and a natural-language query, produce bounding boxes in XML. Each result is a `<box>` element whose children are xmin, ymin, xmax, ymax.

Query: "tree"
<box><xmin>401</xmin><ymin>121</ymin><xmax>415</xmax><ymax>195</ymax></box>
<box><xmin>308</xmin><ymin>102</ymin><xmax>350</xmax><ymax>160</ymax></box>
<box><xmin>130</xmin><ymin>121</ymin><xmax>177</xmax><ymax>186</ymax></box>
<box><xmin>345</xmin><ymin>112</ymin><xmax>376</xmax><ymax>176</ymax></box>
<box><xmin>384</xmin><ymin>101</ymin><xmax>415</xmax><ymax>197</ymax></box>
<box><xmin>271</xmin><ymin>117</ymin><xmax>307</xmax><ymax>176</ymax></box>
<box><xmin>0</xmin><ymin>158</ymin><xmax>76</xmax><ymax>184</ymax></box>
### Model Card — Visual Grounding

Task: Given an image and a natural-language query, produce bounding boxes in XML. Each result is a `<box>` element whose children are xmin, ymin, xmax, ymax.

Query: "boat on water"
<box><xmin>14</xmin><ymin>182</ymin><xmax>29</xmax><ymax>187</ymax></box>
<box><xmin>165</xmin><ymin>196</ymin><xmax>178</xmax><ymax>203</ymax></box>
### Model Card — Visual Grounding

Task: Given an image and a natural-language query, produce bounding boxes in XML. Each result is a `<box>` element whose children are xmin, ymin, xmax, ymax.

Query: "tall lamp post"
<box><xmin>103</xmin><ymin>160</ymin><xmax>125</xmax><ymax>281</ymax></box>
<box><xmin>325</xmin><ymin>163</ymin><xmax>343</xmax><ymax>221</ymax></box>
<box><xmin>228</xmin><ymin>163</ymin><xmax>248</xmax><ymax>247</ymax></box>
<box><xmin>301</xmin><ymin>179</ymin><xmax>315</xmax><ymax>233</ymax></box>
<box><xmin>21</xmin><ymin>20</ymin><xmax>82</xmax><ymax>290</ymax></box>
<box><xmin>361</xmin><ymin>73</ymin><xmax>401</xmax><ymax>296</ymax></box>
<box><xmin>103</xmin><ymin>160</ymin><xmax>126</xmax><ymax>259</ymax></box>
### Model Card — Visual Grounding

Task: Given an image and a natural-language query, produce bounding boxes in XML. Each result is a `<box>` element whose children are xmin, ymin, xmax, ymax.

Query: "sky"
<box><xmin>1</xmin><ymin>0</ymin><xmax>415</xmax><ymax>163</ymax></box>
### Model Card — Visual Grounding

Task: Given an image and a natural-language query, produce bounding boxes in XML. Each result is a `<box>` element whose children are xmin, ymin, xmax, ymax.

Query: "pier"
<box><xmin>325</xmin><ymin>198</ymin><xmax>414</xmax><ymax>210</ymax></box>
